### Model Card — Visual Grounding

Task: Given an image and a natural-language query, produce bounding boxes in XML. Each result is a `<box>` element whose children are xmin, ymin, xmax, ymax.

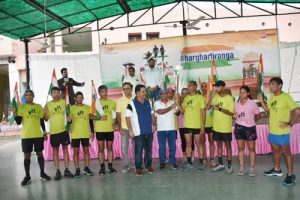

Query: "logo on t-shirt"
<box><xmin>218</xmin><ymin>101</ymin><xmax>223</xmax><ymax>108</ymax></box>
<box><xmin>102</xmin><ymin>104</ymin><xmax>109</xmax><ymax>111</ymax></box>
<box><xmin>187</xmin><ymin>100</ymin><xmax>194</xmax><ymax>109</ymax></box>
<box><xmin>27</xmin><ymin>108</ymin><xmax>38</xmax><ymax>119</ymax></box>
<box><xmin>238</xmin><ymin>112</ymin><xmax>245</xmax><ymax>118</ymax></box>
<box><xmin>54</xmin><ymin>105</ymin><xmax>62</xmax><ymax>113</ymax></box>
<box><xmin>270</xmin><ymin>100</ymin><xmax>278</xmax><ymax>112</ymax></box>
<box><xmin>28</xmin><ymin>109</ymin><xmax>36</xmax><ymax>115</ymax></box>
<box><xmin>76</xmin><ymin>110</ymin><xmax>87</xmax><ymax>120</ymax></box>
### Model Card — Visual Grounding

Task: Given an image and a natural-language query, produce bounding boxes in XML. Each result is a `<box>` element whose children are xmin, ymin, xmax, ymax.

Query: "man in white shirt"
<box><xmin>154</xmin><ymin>89</ymin><xmax>178</xmax><ymax>170</ymax></box>
<box><xmin>143</xmin><ymin>58</ymin><xmax>163</xmax><ymax>101</ymax></box>
<box><xmin>123</xmin><ymin>66</ymin><xmax>140</xmax><ymax>93</ymax></box>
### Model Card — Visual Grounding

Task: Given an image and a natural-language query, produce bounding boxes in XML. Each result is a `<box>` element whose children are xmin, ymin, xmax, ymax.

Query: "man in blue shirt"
<box><xmin>126</xmin><ymin>84</ymin><xmax>156</xmax><ymax>176</ymax></box>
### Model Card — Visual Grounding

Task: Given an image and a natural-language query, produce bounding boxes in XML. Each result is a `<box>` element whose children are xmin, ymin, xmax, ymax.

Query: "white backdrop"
<box><xmin>280</xmin><ymin>42</ymin><xmax>300</xmax><ymax>103</ymax></box>
<box><xmin>29</xmin><ymin>53</ymin><xmax>102</xmax><ymax>106</ymax></box>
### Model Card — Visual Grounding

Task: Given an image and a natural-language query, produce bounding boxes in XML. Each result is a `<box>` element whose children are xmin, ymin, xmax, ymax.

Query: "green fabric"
<box><xmin>0</xmin><ymin>0</ymin><xmax>299</xmax><ymax>39</ymax></box>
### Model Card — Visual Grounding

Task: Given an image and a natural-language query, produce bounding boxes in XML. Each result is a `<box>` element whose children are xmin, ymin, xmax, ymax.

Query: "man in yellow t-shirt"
<box><xmin>95</xmin><ymin>85</ymin><xmax>117</xmax><ymax>175</ymax></box>
<box><xmin>13</xmin><ymin>90</ymin><xmax>51</xmax><ymax>186</ymax></box>
<box><xmin>181</xmin><ymin>81</ymin><xmax>206</xmax><ymax>171</ymax></box>
<box><xmin>207</xmin><ymin>80</ymin><xmax>234</xmax><ymax>174</ymax></box>
<box><xmin>200</xmin><ymin>82</ymin><xmax>216</xmax><ymax>167</ymax></box>
<box><xmin>259</xmin><ymin>77</ymin><xmax>300</xmax><ymax>186</ymax></box>
<box><xmin>44</xmin><ymin>87</ymin><xmax>73</xmax><ymax>180</ymax></box>
<box><xmin>68</xmin><ymin>91</ymin><xmax>95</xmax><ymax>178</ymax></box>
<box><xmin>116</xmin><ymin>82</ymin><xmax>134</xmax><ymax>173</ymax></box>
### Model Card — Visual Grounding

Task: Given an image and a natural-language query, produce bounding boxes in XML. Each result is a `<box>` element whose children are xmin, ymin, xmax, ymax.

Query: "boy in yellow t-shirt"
<box><xmin>44</xmin><ymin>87</ymin><xmax>73</xmax><ymax>180</ymax></box>
<box><xmin>200</xmin><ymin>82</ymin><xmax>216</xmax><ymax>167</ymax></box>
<box><xmin>67</xmin><ymin>91</ymin><xmax>95</xmax><ymax>178</ymax></box>
<box><xmin>259</xmin><ymin>77</ymin><xmax>300</xmax><ymax>186</ymax></box>
<box><xmin>116</xmin><ymin>82</ymin><xmax>134</xmax><ymax>173</ymax></box>
<box><xmin>13</xmin><ymin>90</ymin><xmax>51</xmax><ymax>186</ymax></box>
<box><xmin>95</xmin><ymin>85</ymin><xmax>117</xmax><ymax>175</ymax></box>
<box><xmin>180</xmin><ymin>81</ymin><xmax>206</xmax><ymax>171</ymax></box>
<box><xmin>207</xmin><ymin>80</ymin><xmax>234</xmax><ymax>174</ymax></box>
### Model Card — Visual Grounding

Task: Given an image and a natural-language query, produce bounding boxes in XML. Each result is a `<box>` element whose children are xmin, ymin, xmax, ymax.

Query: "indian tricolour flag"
<box><xmin>48</xmin><ymin>69</ymin><xmax>58</xmax><ymax>95</ymax></box>
<box><xmin>162</xmin><ymin>63</ymin><xmax>170</xmax><ymax>90</ymax></box>
<box><xmin>257</xmin><ymin>54</ymin><xmax>265</xmax><ymax>99</ymax></box>
<box><xmin>91</xmin><ymin>80</ymin><xmax>104</xmax><ymax>119</ymax></box>
<box><xmin>10</xmin><ymin>82</ymin><xmax>21</xmax><ymax>125</ymax></box>
<box><xmin>211</xmin><ymin>58</ymin><xmax>218</xmax><ymax>86</ymax></box>
<box><xmin>206</xmin><ymin>76</ymin><xmax>214</xmax><ymax>116</ymax></box>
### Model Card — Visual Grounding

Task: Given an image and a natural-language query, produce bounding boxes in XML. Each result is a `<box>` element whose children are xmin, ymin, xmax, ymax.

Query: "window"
<box><xmin>146</xmin><ymin>32</ymin><xmax>159</xmax><ymax>40</ymax></box>
<box><xmin>128</xmin><ymin>33</ymin><xmax>142</xmax><ymax>42</ymax></box>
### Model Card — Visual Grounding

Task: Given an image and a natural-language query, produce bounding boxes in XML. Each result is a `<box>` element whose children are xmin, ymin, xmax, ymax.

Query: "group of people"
<box><xmin>13</xmin><ymin>60</ymin><xmax>300</xmax><ymax>187</ymax></box>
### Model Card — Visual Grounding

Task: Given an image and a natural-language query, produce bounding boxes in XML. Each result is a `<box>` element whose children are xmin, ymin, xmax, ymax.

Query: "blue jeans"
<box><xmin>134</xmin><ymin>134</ymin><xmax>153</xmax><ymax>169</ymax></box>
<box><xmin>157</xmin><ymin>130</ymin><xmax>177</xmax><ymax>165</ymax></box>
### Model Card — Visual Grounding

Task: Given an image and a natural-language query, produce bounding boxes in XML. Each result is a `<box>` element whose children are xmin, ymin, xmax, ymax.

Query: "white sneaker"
<box><xmin>122</xmin><ymin>165</ymin><xmax>130</xmax><ymax>173</ymax></box>
<box><xmin>226</xmin><ymin>165</ymin><xmax>233</xmax><ymax>174</ymax></box>
<box><xmin>212</xmin><ymin>164</ymin><xmax>225</xmax><ymax>172</ymax></box>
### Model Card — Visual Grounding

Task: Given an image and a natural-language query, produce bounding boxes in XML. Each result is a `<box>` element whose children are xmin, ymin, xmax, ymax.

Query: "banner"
<box><xmin>100</xmin><ymin>29</ymin><xmax>280</xmax><ymax>98</ymax></box>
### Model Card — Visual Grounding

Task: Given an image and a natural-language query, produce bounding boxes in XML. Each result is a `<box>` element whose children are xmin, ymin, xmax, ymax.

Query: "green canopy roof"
<box><xmin>0</xmin><ymin>0</ymin><xmax>299</xmax><ymax>40</ymax></box>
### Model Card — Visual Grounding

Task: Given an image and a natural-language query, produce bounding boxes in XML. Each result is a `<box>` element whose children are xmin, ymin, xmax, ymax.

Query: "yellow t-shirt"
<box><xmin>95</xmin><ymin>99</ymin><xmax>116</xmax><ymax>132</ymax></box>
<box><xmin>204</xmin><ymin>96</ymin><xmax>213</xmax><ymax>128</ymax></box>
<box><xmin>70</xmin><ymin>104</ymin><xmax>91</xmax><ymax>139</ymax></box>
<box><xmin>18</xmin><ymin>103</ymin><xmax>44</xmax><ymax>139</ymax></box>
<box><xmin>212</xmin><ymin>94</ymin><xmax>234</xmax><ymax>133</ymax></box>
<box><xmin>268</xmin><ymin>92</ymin><xmax>298</xmax><ymax>135</ymax></box>
<box><xmin>116</xmin><ymin>96</ymin><xmax>133</xmax><ymax>130</ymax></box>
<box><xmin>182</xmin><ymin>94</ymin><xmax>205</xmax><ymax>129</ymax></box>
<box><xmin>47</xmin><ymin>100</ymin><xmax>66</xmax><ymax>135</ymax></box>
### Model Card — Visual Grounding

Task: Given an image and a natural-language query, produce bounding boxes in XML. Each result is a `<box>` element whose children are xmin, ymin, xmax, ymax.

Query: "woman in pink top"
<box><xmin>234</xmin><ymin>86</ymin><xmax>261</xmax><ymax>177</ymax></box>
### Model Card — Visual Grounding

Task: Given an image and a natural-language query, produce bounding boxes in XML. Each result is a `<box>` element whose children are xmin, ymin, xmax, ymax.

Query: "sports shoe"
<box><xmin>249</xmin><ymin>168</ymin><xmax>256</xmax><ymax>177</ymax></box>
<box><xmin>84</xmin><ymin>167</ymin><xmax>94</xmax><ymax>176</ymax></box>
<box><xmin>191</xmin><ymin>156</ymin><xmax>195</xmax><ymax>163</ymax></box>
<box><xmin>264</xmin><ymin>168</ymin><xmax>283</xmax><ymax>177</ymax></box>
<box><xmin>40</xmin><ymin>172</ymin><xmax>51</xmax><ymax>181</ymax></box>
<box><xmin>226</xmin><ymin>165</ymin><xmax>233</xmax><ymax>174</ymax></box>
<box><xmin>109</xmin><ymin>166</ymin><xmax>117</xmax><ymax>174</ymax></box>
<box><xmin>160</xmin><ymin>164</ymin><xmax>166</xmax><ymax>170</ymax></box>
<box><xmin>64</xmin><ymin>168</ymin><xmax>74</xmax><ymax>178</ymax></box>
<box><xmin>212</xmin><ymin>164</ymin><xmax>225</xmax><ymax>172</ymax></box>
<box><xmin>197</xmin><ymin>163</ymin><xmax>205</xmax><ymax>172</ymax></box>
<box><xmin>122</xmin><ymin>165</ymin><xmax>130</xmax><ymax>173</ymax></box>
<box><xmin>146</xmin><ymin>166</ymin><xmax>154</xmax><ymax>174</ymax></box>
<box><xmin>99</xmin><ymin>167</ymin><xmax>105</xmax><ymax>176</ymax></box>
<box><xmin>74</xmin><ymin>168</ymin><xmax>81</xmax><ymax>178</ymax></box>
<box><xmin>210</xmin><ymin>160</ymin><xmax>217</xmax><ymax>168</ymax></box>
<box><xmin>172</xmin><ymin>164</ymin><xmax>178</xmax><ymax>170</ymax></box>
<box><xmin>283</xmin><ymin>174</ymin><xmax>296</xmax><ymax>186</ymax></box>
<box><xmin>237</xmin><ymin>168</ymin><xmax>246</xmax><ymax>176</ymax></box>
<box><xmin>182</xmin><ymin>163</ymin><xmax>193</xmax><ymax>171</ymax></box>
<box><xmin>21</xmin><ymin>176</ymin><xmax>31</xmax><ymax>186</ymax></box>
<box><xmin>203</xmin><ymin>159</ymin><xmax>209</xmax><ymax>165</ymax></box>
<box><xmin>136</xmin><ymin>169</ymin><xmax>143</xmax><ymax>176</ymax></box>
<box><xmin>182</xmin><ymin>156</ymin><xmax>187</xmax><ymax>164</ymax></box>
<box><xmin>54</xmin><ymin>170</ymin><xmax>62</xmax><ymax>180</ymax></box>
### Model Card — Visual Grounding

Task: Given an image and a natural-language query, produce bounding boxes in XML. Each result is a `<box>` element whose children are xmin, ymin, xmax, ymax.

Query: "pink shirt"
<box><xmin>235</xmin><ymin>99</ymin><xmax>260</xmax><ymax>127</ymax></box>
<box><xmin>178</xmin><ymin>113</ymin><xmax>184</xmax><ymax>129</ymax></box>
